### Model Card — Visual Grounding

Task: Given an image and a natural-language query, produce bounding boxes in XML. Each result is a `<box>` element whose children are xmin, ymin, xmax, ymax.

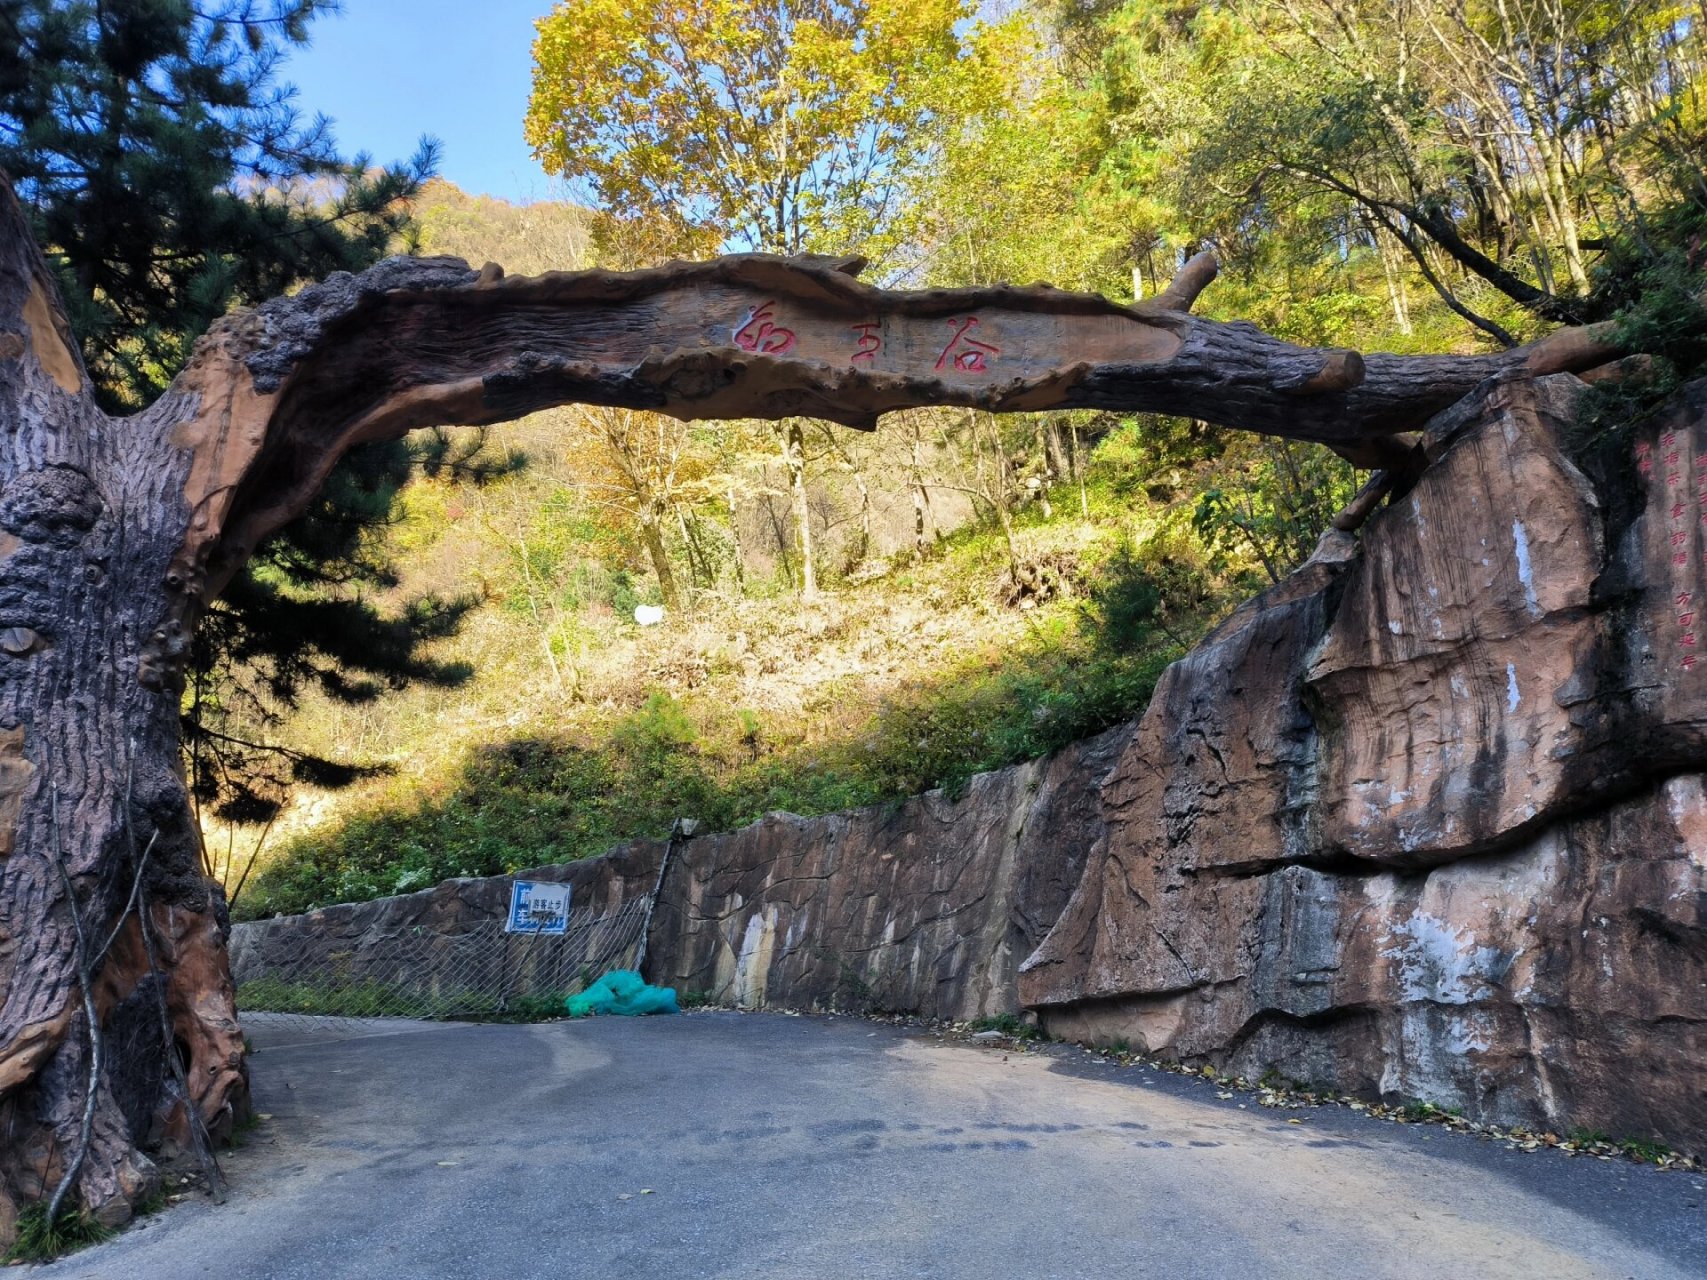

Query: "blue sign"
<box><xmin>506</xmin><ymin>880</ymin><xmax>571</xmax><ymax>935</ymax></box>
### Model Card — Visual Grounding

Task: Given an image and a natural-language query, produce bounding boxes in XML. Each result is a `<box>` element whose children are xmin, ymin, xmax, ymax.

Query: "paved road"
<box><xmin>41</xmin><ymin>1012</ymin><xmax>1707</xmax><ymax>1280</ymax></box>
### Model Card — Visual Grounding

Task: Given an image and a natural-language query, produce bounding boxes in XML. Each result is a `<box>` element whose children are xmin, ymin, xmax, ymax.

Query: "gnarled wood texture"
<box><xmin>0</xmin><ymin>167</ymin><xmax>1624</xmax><ymax>1237</ymax></box>
<box><xmin>188</xmin><ymin>250</ymin><xmax>1619</xmax><ymax>596</ymax></box>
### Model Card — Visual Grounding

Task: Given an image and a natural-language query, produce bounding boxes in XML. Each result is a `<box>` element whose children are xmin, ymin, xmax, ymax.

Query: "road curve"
<box><xmin>42</xmin><ymin>1011</ymin><xmax>1707</xmax><ymax>1280</ymax></box>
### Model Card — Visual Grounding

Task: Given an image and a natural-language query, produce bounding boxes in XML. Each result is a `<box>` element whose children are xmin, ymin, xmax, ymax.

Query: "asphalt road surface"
<box><xmin>40</xmin><ymin>1011</ymin><xmax>1707</xmax><ymax>1280</ymax></box>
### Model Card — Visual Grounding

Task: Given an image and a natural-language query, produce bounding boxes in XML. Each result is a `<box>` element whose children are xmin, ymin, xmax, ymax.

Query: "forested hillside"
<box><xmin>225</xmin><ymin>0</ymin><xmax>1705</xmax><ymax>919</ymax></box>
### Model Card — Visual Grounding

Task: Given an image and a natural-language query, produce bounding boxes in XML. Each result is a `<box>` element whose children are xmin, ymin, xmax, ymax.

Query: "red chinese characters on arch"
<box><xmin>850</xmin><ymin>321</ymin><xmax>882</xmax><ymax>363</ymax></box>
<box><xmin>733</xmin><ymin>301</ymin><xmax>797</xmax><ymax>356</ymax></box>
<box><xmin>935</xmin><ymin>316</ymin><xmax>1000</xmax><ymax>374</ymax></box>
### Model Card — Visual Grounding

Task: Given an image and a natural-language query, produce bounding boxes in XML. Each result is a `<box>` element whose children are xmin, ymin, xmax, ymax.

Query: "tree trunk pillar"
<box><xmin>0</xmin><ymin>179</ymin><xmax>246</xmax><ymax>1233</ymax></box>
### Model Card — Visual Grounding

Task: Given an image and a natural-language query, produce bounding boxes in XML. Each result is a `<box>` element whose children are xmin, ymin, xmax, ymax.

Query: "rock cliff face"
<box><xmin>1022</xmin><ymin>373</ymin><xmax>1707</xmax><ymax>1150</ymax></box>
<box><xmin>644</xmin><ymin>723</ymin><xmax>1127</xmax><ymax>1016</ymax></box>
<box><xmin>232</xmin><ymin>372</ymin><xmax>1707</xmax><ymax>1152</ymax></box>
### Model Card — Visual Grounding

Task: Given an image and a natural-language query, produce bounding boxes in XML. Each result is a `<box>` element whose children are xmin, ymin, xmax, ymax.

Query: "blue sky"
<box><xmin>279</xmin><ymin>0</ymin><xmax>560</xmax><ymax>202</ymax></box>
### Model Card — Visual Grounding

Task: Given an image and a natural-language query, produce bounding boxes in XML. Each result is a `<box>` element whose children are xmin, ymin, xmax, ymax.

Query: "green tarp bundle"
<box><xmin>565</xmin><ymin>969</ymin><xmax>679</xmax><ymax>1017</ymax></box>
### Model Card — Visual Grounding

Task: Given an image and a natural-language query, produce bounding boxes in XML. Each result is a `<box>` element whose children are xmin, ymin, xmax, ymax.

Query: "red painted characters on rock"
<box><xmin>934</xmin><ymin>316</ymin><xmax>1000</xmax><ymax>374</ymax></box>
<box><xmin>733</xmin><ymin>301</ymin><xmax>797</xmax><ymax>356</ymax></box>
<box><xmin>850</xmin><ymin>321</ymin><xmax>883</xmax><ymax>364</ymax></box>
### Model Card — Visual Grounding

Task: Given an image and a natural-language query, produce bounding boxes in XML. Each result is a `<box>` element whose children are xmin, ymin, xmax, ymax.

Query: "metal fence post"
<box><xmin>635</xmin><ymin>816</ymin><xmax>696</xmax><ymax>979</ymax></box>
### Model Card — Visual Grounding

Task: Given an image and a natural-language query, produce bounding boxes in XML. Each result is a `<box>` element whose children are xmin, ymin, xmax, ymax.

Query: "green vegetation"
<box><xmin>236</xmin><ymin>976</ymin><xmax>570</xmax><ymax>1024</ymax></box>
<box><xmin>971</xmin><ymin>1013</ymin><xmax>1045</xmax><ymax>1041</ymax></box>
<box><xmin>1567</xmin><ymin>1127</ymin><xmax>1674</xmax><ymax>1164</ymax></box>
<box><xmin>238</xmin><ymin>461</ymin><xmax>1197</xmax><ymax>917</ymax></box>
<box><xmin>1572</xmin><ymin>246</ymin><xmax>1707</xmax><ymax>455</ymax></box>
<box><xmin>527</xmin><ymin>0</ymin><xmax>974</xmax><ymax>260</ymax></box>
<box><xmin>2</xmin><ymin>1203</ymin><xmax>113</xmax><ymax>1265</ymax></box>
<box><xmin>1617</xmin><ymin>1136</ymin><xmax>1674</xmax><ymax>1165</ymax></box>
<box><xmin>228</xmin><ymin>1111</ymin><xmax>264</xmax><ymax>1150</ymax></box>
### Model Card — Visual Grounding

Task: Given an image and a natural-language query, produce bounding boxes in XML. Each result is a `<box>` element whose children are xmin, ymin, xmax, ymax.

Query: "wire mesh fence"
<box><xmin>233</xmin><ymin>897</ymin><xmax>651</xmax><ymax>1037</ymax></box>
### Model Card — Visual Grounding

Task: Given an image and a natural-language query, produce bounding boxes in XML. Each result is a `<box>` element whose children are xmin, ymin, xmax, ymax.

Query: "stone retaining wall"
<box><xmin>231</xmin><ymin>723</ymin><xmax>1128</xmax><ymax>1023</ymax></box>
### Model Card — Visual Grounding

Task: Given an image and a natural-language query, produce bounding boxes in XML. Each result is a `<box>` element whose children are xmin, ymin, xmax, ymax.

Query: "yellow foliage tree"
<box><xmin>526</xmin><ymin>0</ymin><xmax>983</xmax><ymax>598</ymax></box>
<box><xmin>525</xmin><ymin>0</ymin><xmax>977</xmax><ymax>258</ymax></box>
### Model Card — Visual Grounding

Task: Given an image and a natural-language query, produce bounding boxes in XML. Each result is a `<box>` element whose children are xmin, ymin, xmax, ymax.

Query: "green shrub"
<box><xmin>237</xmin><ymin>625</ymin><xmax>1182</xmax><ymax>920</ymax></box>
<box><xmin>4</xmin><ymin>1203</ymin><xmax>113</xmax><ymax>1264</ymax></box>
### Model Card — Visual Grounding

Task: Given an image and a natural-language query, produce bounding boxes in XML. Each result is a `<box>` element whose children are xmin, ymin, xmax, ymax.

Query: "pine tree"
<box><xmin>0</xmin><ymin>0</ymin><xmax>486</xmax><ymax>825</ymax></box>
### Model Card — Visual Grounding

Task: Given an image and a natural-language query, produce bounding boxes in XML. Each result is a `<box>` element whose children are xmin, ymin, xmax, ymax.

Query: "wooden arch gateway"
<box><xmin>0</xmin><ymin>170</ymin><xmax>1624</xmax><ymax>1232</ymax></box>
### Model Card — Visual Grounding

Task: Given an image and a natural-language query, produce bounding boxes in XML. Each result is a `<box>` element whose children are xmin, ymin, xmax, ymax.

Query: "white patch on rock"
<box><xmin>1383</xmin><ymin>913</ymin><xmax>1506</xmax><ymax>1005</ymax></box>
<box><xmin>1506</xmin><ymin>662</ymin><xmax>1521</xmax><ymax>712</ymax></box>
<box><xmin>1662</xmin><ymin>775</ymin><xmax>1707</xmax><ymax>872</ymax></box>
<box><xmin>1511</xmin><ymin>519</ymin><xmax>1541</xmax><ymax>617</ymax></box>
<box><xmin>733</xmin><ymin>907</ymin><xmax>778</xmax><ymax>1008</ymax></box>
<box><xmin>783</xmin><ymin>908</ymin><xmax>809</xmax><ymax>951</ymax></box>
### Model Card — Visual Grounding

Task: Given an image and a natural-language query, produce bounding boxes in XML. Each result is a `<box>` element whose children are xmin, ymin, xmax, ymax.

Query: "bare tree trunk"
<box><xmin>911</xmin><ymin>420</ymin><xmax>934</xmax><ymax>555</ymax></box>
<box><xmin>592</xmin><ymin>405</ymin><xmax>687</xmax><ymax>610</ymax></box>
<box><xmin>0</xmin><ymin>180</ymin><xmax>1624</xmax><ymax>1238</ymax></box>
<box><xmin>1040</xmin><ymin>418</ymin><xmax>1069</xmax><ymax>482</ymax></box>
<box><xmin>1069</xmin><ymin>423</ymin><xmax>1089</xmax><ymax>520</ymax></box>
<box><xmin>673</xmin><ymin>502</ymin><xmax>713</xmax><ymax>591</ymax></box>
<box><xmin>779</xmin><ymin>420</ymin><xmax>815</xmax><ymax>601</ymax></box>
<box><xmin>851</xmin><ymin>467</ymin><xmax>872</xmax><ymax>568</ymax></box>
<box><xmin>1366</xmin><ymin>217</ymin><xmax>1414</xmax><ymax>335</ymax></box>
<box><xmin>820</xmin><ymin>425</ymin><xmax>872</xmax><ymax>570</ymax></box>
<box><xmin>726</xmin><ymin>483</ymin><xmax>747</xmax><ymax>593</ymax></box>
<box><xmin>639</xmin><ymin>501</ymin><xmax>680</xmax><ymax>612</ymax></box>
<box><xmin>763</xmin><ymin>484</ymin><xmax>795</xmax><ymax>587</ymax></box>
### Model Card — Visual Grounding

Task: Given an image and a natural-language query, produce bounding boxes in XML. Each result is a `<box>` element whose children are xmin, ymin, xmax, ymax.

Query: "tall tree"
<box><xmin>525</xmin><ymin>0</ymin><xmax>973</xmax><ymax>257</ymax></box>
<box><xmin>1128</xmin><ymin>0</ymin><xmax>1707</xmax><ymax>339</ymax></box>
<box><xmin>0</xmin><ymin>0</ymin><xmax>486</xmax><ymax>827</ymax></box>
<box><xmin>526</xmin><ymin>0</ymin><xmax>978</xmax><ymax>598</ymax></box>
<box><xmin>0</xmin><ymin>0</ymin><xmax>435</xmax><ymax>408</ymax></box>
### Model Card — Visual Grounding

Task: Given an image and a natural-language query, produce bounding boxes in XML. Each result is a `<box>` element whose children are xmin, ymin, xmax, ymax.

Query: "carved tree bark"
<box><xmin>0</xmin><ymin>170</ymin><xmax>1624</xmax><ymax>1235</ymax></box>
